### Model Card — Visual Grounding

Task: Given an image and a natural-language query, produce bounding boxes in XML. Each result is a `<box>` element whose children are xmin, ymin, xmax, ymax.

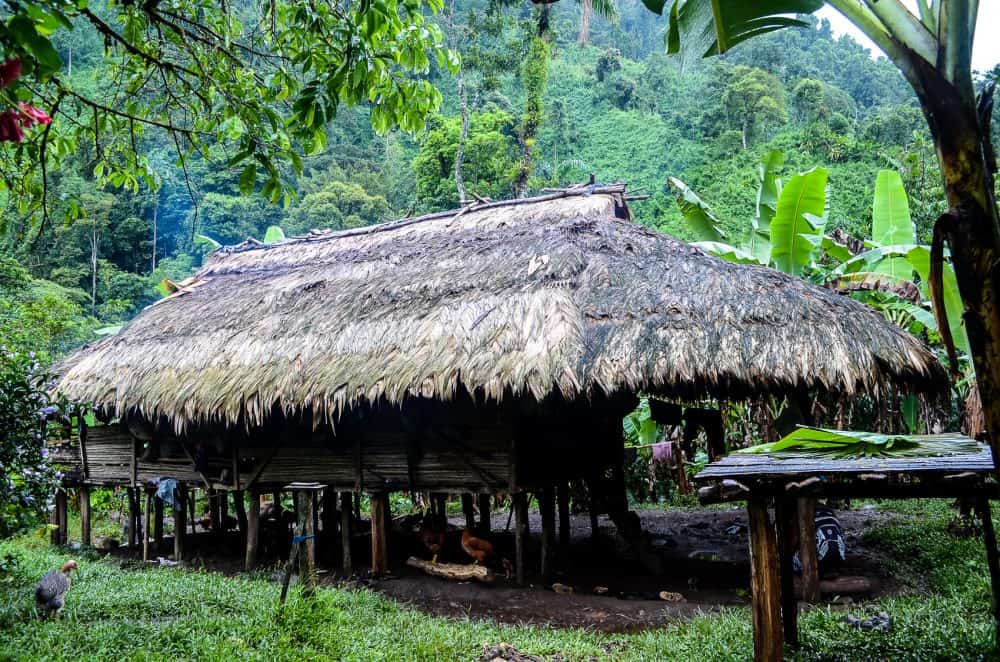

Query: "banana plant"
<box><xmin>669</xmin><ymin>150</ymin><xmax>829</xmax><ymax>277</ymax></box>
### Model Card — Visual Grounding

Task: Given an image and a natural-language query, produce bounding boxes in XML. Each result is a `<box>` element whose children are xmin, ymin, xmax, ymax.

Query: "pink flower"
<box><xmin>17</xmin><ymin>102</ymin><xmax>51</xmax><ymax>127</ymax></box>
<box><xmin>0</xmin><ymin>58</ymin><xmax>21</xmax><ymax>88</ymax></box>
<box><xmin>0</xmin><ymin>110</ymin><xmax>23</xmax><ymax>143</ymax></box>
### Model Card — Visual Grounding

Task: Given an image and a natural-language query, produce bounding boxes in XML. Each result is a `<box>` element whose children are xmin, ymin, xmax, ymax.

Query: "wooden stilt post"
<box><xmin>311</xmin><ymin>491</ymin><xmax>320</xmax><ymax>557</ymax></box>
<box><xmin>514</xmin><ymin>492</ymin><xmax>528</xmax><ymax>586</ymax></box>
<box><xmin>233</xmin><ymin>490</ymin><xmax>248</xmax><ymax>547</ymax></box>
<box><xmin>748</xmin><ymin>497</ymin><xmax>783</xmax><ymax>662</ymax></box>
<box><xmin>128</xmin><ymin>488</ymin><xmax>139</xmax><ymax>550</ymax></box>
<box><xmin>557</xmin><ymin>481</ymin><xmax>570</xmax><ymax>557</ymax></box>
<box><xmin>370</xmin><ymin>491</ymin><xmax>389</xmax><ymax>577</ymax></box>
<box><xmin>153</xmin><ymin>492</ymin><xmax>164</xmax><ymax>549</ymax></box>
<box><xmin>143</xmin><ymin>489</ymin><xmax>153</xmax><ymax>561</ymax></box>
<box><xmin>245</xmin><ymin>488</ymin><xmax>259</xmax><ymax>570</ymax></box>
<box><xmin>587</xmin><ymin>477</ymin><xmax>600</xmax><ymax>540</ymax></box>
<box><xmin>49</xmin><ymin>493</ymin><xmax>60</xmax><ymax>546</ymax></box>
<box><xmin>322</xmin><ymin>486</ymin><xmax>336</xmax><ymax>536</ymax></box>
<box><xmin>540</xmin><ymin>485</ymin><xmax>555</xmax><ymax>580</ymax></box>
<box><xmin>295</xmin><ymin>489</ymin><xmax>316</xmax><ymax>592</ymax></box>
<box><xmin>79</xmin><ymin>486</ymin><xmax>91</xmax><ymax>547</ymax></box>
<box><xmin>975</xmin><ymin>497</ymin><xmax>1000</xmax><ymax>646</ymax></box>
<box><xmin>462</xmin><ymin>493</ymin><xmax>476</xmax><ymax>529</ymax></box>
<box><xmin>797</xmin><ymin>498</ymin><xmax>820</xmax><ymax>603</ymax></box>
<box><xmin>174</xmin><ymin>484</ymin><xmax>187</xmax><ymax>562</ymax></box>
<box><xmin>775</xmin><ymin>498</ymin><xmax>799</xmax><ymax>649</ymax></box>
<box><xmin>54</xmin><ymin>489</ymin><xmax>67</xmax><ymax>546</ymax></box>
<box><xmin>477</xmin><ymin>494</ymin><xmax>491</xmax><ymax>536</ymax></box>
<box><xmin>189</xmin><ymin>488</ymin><xmax>197</xmax><ymax>534</ymax></box>
<box><xmin>433</xmin><ymin>493</ymin><xmax>447</xmax><ymax>528</ymax></box>
<box><xmin>341</xmin><ymin>491</ymin><xmax>353</xmax><ymax>574</ymax></box>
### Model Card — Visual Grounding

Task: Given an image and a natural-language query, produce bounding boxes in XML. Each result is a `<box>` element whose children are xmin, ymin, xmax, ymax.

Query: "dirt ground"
<box><xmin>106</xmin><ymin>504</ymin><xmax>905</xmax><ymax>633</ymax></box>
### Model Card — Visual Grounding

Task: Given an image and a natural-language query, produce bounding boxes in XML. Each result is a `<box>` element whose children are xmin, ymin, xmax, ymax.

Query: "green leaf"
<box><xmin>666</xmin><ymin>0</ymin><xmax>824</xmax><ymax>58</ymax></box>
<box><xmin>691</xmin><ymin>241</ymin><xmax>765</xmax><ymax>265</ymax></box>
<box><xmin>738</xmin><ymin>426</ymin><xmax>979</xmax><ymax>460</ymax></box>
<box><xmin>194</xmin><ymin>234</ymin><xmax>222</xmax><ymax>250</ymax></box>
<box><xmin>769</xmin><ymin>167</ymin><xmax>828</xmax><ymax>276</ymax></box>
<box><xmin>263</xmin><ymin>226</ymin><xmax>286</xmax><ymax>243</ymax></box>
<box><xmin>668</xmin><ymin>176</ymin><xmax>726</xmax><ymax>242</ymax></box>
<box><xmin>872</xmin><ymin>169</ymin><xmax>916</xmax><ymax>279</ymax></box>
<box><xmin>821</xmin><ymin>235</ymin><xmax>853</xmax><ymax>263</ymax></box>
<box><xmin>238</xmin><ymin>163</ymin><xmax>257</xmax><ymax>196</ymax></box>
<box><xmin>749</xmin><ymin>149</ymin><xmax>783</xmax><ymax>264</ymax></box>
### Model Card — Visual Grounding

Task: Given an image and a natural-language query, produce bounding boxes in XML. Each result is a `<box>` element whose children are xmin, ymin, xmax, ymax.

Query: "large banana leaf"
<box><xmin>668</xmin><ymin>176</ymin><xmax>726</xmax><ymax>241</ymax></box>
<box><xmin>769</xmin><ymin>167</ymin><xmax>828</xmax><ymax>276</ymax></box>
<box><xmin>663</xmin><ymin>0</ymin><xmax>824</xmax><ymax>58</ymax></box>
<box><xmin>872</xmin><ymin>170</ymin><xmax>916</xmax><ymax>279</ymax></box>
<box><xmin>738</xmin><ymin>426</ymin><xmax>980</xmax><ymax>460</ymax></box>
<box><xmin>692</xmin><ymin>241</ymin><xmax>766</xmax><ymax>265</ymax></box>
<box><xmin>749</xmin><ymin>149</ymin><xmax>783</xmax><ymax>264</ymax></box>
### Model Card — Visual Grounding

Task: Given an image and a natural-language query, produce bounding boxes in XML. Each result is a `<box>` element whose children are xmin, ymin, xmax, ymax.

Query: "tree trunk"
<box><xmin>449</xmin><ymin>0</ymin><xmax>468</xmax><ymax>203</ymax></box>
<box><xmin>151</xmin><ymin>199</ymin><xmax>158</xmax><ymax>273</ymax></box>
<box><xmin>577</xmin><ymin>0</ymin><xmax>592</xmax><ymax>46</ymax></box>
<box><xmin>910</xmin><ymin>64</ymin><xmax>1000</xmax><ymax>468</ymax></box>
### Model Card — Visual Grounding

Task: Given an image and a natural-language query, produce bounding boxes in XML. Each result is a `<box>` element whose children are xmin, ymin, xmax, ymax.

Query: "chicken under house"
<box><xmin>45</xmin><ymin>185</ymin><xmax>948</xmax><ymax>591</ymax></box>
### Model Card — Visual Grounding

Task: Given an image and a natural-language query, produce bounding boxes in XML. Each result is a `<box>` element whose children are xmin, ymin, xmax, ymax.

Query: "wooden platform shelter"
<box><xmin>696</xmin><ymin>441</ymin><xmax>1000</xmax><ymax>661</ymax></box>
<box><xmin>48</xmin><ymin>183</ymin><xmax>947</xmax><ymax>583</ymax></box>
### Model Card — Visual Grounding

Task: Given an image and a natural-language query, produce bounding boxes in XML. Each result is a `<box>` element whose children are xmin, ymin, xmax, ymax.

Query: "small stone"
<box><xmin>593</xmin><ymin>585</ymin><xmax>609</xmax><ymax>595</ymax></box>
<box><xmin>659</xmin><ymin>591</ymin><xmax>684</xmax><ymax>602</ymax></box>
<box><xmin>551</xmin><ymin>582</ymin><xmax>574</xmax><ymax>595</ymax></box>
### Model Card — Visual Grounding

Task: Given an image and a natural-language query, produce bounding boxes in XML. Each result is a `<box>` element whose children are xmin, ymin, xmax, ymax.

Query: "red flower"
<box><xmin>17</xmin><ymin>102</ymin><xmax>51</xmax><ymax>127</ymax></box>
<box><xmin>0</xmin><ymin>110</ymin><xmax>24</xmax><ymax>143</ymax></box>
<box><xmin>0</xmin><ymin>58</ymin><xmax>21</xmax><ymax>88</ymax></box>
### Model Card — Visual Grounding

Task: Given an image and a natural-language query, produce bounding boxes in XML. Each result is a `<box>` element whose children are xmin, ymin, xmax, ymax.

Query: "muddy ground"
<box><xmin>105</xmin><ymin>504</ymin><xmax>909</xmax><ymax>633</ymax></box>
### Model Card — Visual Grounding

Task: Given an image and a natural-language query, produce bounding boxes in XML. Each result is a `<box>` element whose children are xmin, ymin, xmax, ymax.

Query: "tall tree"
<box><xmin>645</xmin><ymin>1</ymin><xmax>1000</xmax><ymax>465</ymax></box>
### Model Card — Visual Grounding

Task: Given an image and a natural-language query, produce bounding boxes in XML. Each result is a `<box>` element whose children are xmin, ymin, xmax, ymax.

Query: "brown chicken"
<box><xmin>461</xmin><ymin>528</ymin><xmax>493</xmax><ymax>565</ymax></box>
<box><xmin>420</xmin><ymin>513</ymin><xmax>447</xmax><ymax>564</ymax></box>
<box><xmin>35</xmin><ymin>560</ymin><xmax>78</xmax><ymax>619</ymax></box>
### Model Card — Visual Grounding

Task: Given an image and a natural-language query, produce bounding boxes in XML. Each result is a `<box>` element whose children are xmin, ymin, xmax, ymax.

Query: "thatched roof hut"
<box><xmin>55</xmin><ymin>185</ymin><xmax>944</xmax><ymax>431</ymax></box>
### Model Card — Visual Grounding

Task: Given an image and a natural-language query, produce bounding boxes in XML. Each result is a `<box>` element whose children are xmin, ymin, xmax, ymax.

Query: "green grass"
<box><xmin>0</xmin><ymin>500</ymin><xmax>997</xmax><ymax>660</ymax></box>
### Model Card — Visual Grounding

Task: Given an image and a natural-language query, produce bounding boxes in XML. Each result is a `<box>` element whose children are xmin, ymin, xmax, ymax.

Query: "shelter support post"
<box><xmin>246</xmin><ymin>488</ymin><xmax>259</xmax><ymax>570</ymax></box>
<box><xmin>128</xmin><ymin>487</ymin><xmax>139</xmax><ymax>550</ymax></box>
<box><xmin>49</xmin><ymin>494</ymin><xmax>59</xmax><ymax>545</ymax></box>
<box><xmin>79</xmin><ymin>486</ymin><xmax>91</xmax><ymax>547</ymax></box>
<box><xmin>477</xmin><ymin>494</ymin><xmax>491</xmax><ymax>536</ymax></box>
<box><xmin>797</xmin><ymin>498</ymin><xmax>820</xmax><ymax>603</ymax></box>
<box><xmin>234</xmin><ymin>490</ymin><xmax>248</xmax><ymax>546</ymax></box>
<box><xmin>143</xmin><ymin>489</ymin><xmax>153</xmax><ymax>561</ymax></box>
<box><xmin>52</xmin><ymin>488</ymin><xmax>67</xmax><ymax>546</ymax></box>
<box><xmin>370</xmin><ymin>491</ymin><xmax>389</xmax><ymax>577</ymax></box>
<box><xmin>557</xmin><ymin>481</ymin><xmax>570</xmax><ymax>558</ymax></box>
<box><xmin>587</xmin><ymin>477</ymin><xmax>600</xmax><ymax>540</ymax></box>
<box><xmin>462</xmin><ymin>494</ymin><xmax>476</xmax><ymax>529</ymax></box>
<box><xmin>341</xmin><ymin>491</ymin><xmax>353</xmax><ymax>575</ymax></box>
<box><xmin>540</xmin><ymin>485</ymin><xmax>555</xmax><ymax>580</ymax></box>
<box><xmin>295</xmin><ymin>490</ymin><xmax>316</xmax><ymax>575</ymax></box>
<box><xmin>322</xmin><ymin>486</ymin><xmax>335</xmax><ymax>536</ymax></box>
<box><xmin>775</xmin><ymin>498</ymin><xmax>799</xmax><ymax>649</ymax></box>
<box><xmin>432</xmin><ymin>493</ymin><xmax>447</xmax><ymax>527</ymax></box>
<box><xmin>188</xmin><ymin>488</ymin><xmax>196</xmax><ymax>534</ymax></box>
<box><xmin>975</xmin><ymin>497</ymin><xmax>1000</xmax><ymax>646</ymax></box>
<box><xmin>174</xmin><ymin>484</ymin><xmax>187</xmax><ymax>562</ymax></box>
<box><xmin>514</xmin><ymin>492</ymin><xmax>528</xmax><ymax>586</ymax></box>
<box><xmin>153</xmin><ymin>492</ymin><xmax>164</xmax><ymax>549</ymax></box>
<box><xmin>748</xmin><ymin>497</ymin><xmax>784</xmax><ymax>662</ymax></box>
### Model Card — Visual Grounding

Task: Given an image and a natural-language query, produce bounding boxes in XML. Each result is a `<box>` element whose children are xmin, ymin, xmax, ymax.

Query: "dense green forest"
<box><xmin>1</xmin><ymin>0</ymin><xmax>997</xmax><ymax>362</ymax></box>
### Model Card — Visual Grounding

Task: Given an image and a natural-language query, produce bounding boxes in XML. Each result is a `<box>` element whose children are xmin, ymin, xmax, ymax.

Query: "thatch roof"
<box><xmin>55</xmin><ymin>185</ymin><xmax>946</xmax><ymax>431</ymax></box>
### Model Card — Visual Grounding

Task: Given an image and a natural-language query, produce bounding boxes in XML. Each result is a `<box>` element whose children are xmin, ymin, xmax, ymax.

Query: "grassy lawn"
<box><xmin>0</xmin><ymin>500</ymin><xmax>997</xmax><ymax>661</ymax></box>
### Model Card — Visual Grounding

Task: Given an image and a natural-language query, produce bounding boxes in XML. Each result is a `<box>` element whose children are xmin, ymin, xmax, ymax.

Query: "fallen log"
<box><xmin>794</xmin><ymin>575</ymin><xmax>873</xmax><ymax>597</ymax></box>
<box><xmin>405</xmin><ymin>556</ymin><xmax>495</xmax><ymax>583</ymax></box>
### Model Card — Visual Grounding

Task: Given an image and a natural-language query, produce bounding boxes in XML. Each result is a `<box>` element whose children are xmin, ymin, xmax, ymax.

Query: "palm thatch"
<box><xmin>54</xmin><ymin>185</ymin><xmax>946</xmax><ymax>431</ymax></box>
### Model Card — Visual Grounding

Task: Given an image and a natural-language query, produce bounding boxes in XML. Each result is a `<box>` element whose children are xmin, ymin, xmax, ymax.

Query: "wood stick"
<box><xmin>153</xmin><ymin>492</ymin><xmax>164</xmax><ymax>549</ymax></box>
<box><xmin>246</xmin><ymin>488</ymin><xmax>259</xmax><ymax>570</ymax></box>
<box><xmin>477</xmin><ymin>493</ymin><xmax>491</xmax><ymax>536</ymax></box>
<box><xmin>540</xmin><ymin>485</ymin><xmax>555</xmax><ymax>580</ymax></box>
<box><xmin>557</xmin><ymin>481</ymin><xmax>570</xmax><ymax>556</ymax></box>
<box><xmin>406</xmin><ymin>556</ymin><xmax>494</xmax><ymax>583</ymax></box>
<box><xmin>127</xmin><ymin>488</ymin><xmax>139</xmax><ymax>550</ymax></box>
<box><xmin>462</xmin><ymin>493</ymin><xmax>476</xmax><ymax>529</ymax></box>
<box><xmin>797</xmin><ymin>498</ymin><xmax>820</xmax><ymax>603</ymax></box>
<box><xmin>143</xmin><ymin>489</ymin><xmax>153</xmax><ymax>561</ymax></box>
<box><xmin>370</xmin><ymin>491</ymin><xmax>389</xmax><ymax>577</ymax></box>
<box><xmin>976</xmin><ymin>497</ymin><xmax>1000</xmax><ymax>646</ymax></box>
<box><xmin>747</xmin><ymin>497</ymin><xmax>783</xmax><ymax>662</ymax></box>
<box><xmin>340</xmin><ymin>491</ymin><xmax>353</xmax><ymax>575</ymax></box>
<box><xmin>775</xmin><ymin>499</ymin><xmax>799</xmax><ymax>649</ymax></box>
<box><xmin>174</xmin><ymin>484</ymin><xmax>186</xmax><ymax>562</ymax></box>
<box><xmin>296</xmin><ymin>490</ymin><xmax>316</xmax><ymax>593</ymax></box>
<box><xmin>79</xmin><ymin>486</ymin><xmax>91</xmax><ymax>547</ymax></box>
<box><xmin>514</xmin><ymin>492</ymin><xmax>528</xmax><ymax>586</ymax></box>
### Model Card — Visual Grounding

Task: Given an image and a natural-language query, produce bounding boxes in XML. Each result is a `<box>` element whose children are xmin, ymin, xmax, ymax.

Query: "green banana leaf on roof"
<box><xmin>738</xmin><ymin>426</ymin><xmax>980</xmax><ymax>460</ymax></box>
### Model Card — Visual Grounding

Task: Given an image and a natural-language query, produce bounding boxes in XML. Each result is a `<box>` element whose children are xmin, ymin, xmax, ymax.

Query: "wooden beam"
<box><xmin>514</xmin><ymin>492</ymin><xmax>528</xmax><ymax>586</ymax></box>
<box><xmin>748</xmin><ymin>497</ymin><xmax>784</xmax><ymax>662</ymax></box>
<box><xmin>296</xmin><ymin>490</ymin><xmax>316</xmax><ymax>592</ymax></box>
<box><xmin>242</xmin><ymin>446</ymin><xmax>280</xmax><ymax>489</ymax></box>
<box><xmin>340</xmin><ymin>491</ymin><xmax>353</xmax><ymax>575</ymax></box>
<box><xmin>174</xmin><ymin>484</ymin><xmax>187</xmax><ymax>562</ymax></box>
<box><xmin>56</xmin><ymin>489</ymin><xmax>68</xmax><ymax>546</ymax></box>
<box><xmin>775</xmin><ymin>498</ymin><xmax>799</xmax><ymax>649</ymax></box>
<box><xmin>477</xmin><ymin>493</ymin><xmax>491</xmax><ymax>536</ymax></box>
<box><xmin>797</xmin><ymin>498</ymin><xmax>820</xmax><ymax>603</ymax></box>
<box><xmin>153</xmin><ymin>492</ymin><xmax>164</xmax><ymax>549</ymax></box>
<box><xmin>143</xmin><ymin>489</ymin><xmax>153</xmax><ymax>561</ymax></box>
<box><xmin>79</xmin><ymin>486</ymin><xmax>91</xmax><ymax>547</ymax></box>
<box><xmin>462</xmin><ymin>493</ymin><xmax>476</xmax><ymax>529</ymax></box>
<box><xmin>128</xmin><ymin>488</ymin><xmax>139</xmax><ymax>550</ymax></box>
<box><xmin>233</xmin><ymin>490</ymin><xmax>248</xmax><ymax>549</ymax></box>
<box><xmin>245</xmin><ymin>488</ymin><xmax>259</xmax><ymax>570</ymax></box>
<box><xmin>370</xmin><ymin>491</ymin><xmax>389</xmax><ymax>577</ymax></box>
<box><xmin>49</xmin><ymin>493</ymin><xmax>59</xmax><ymax>546</ymax></box>
<box><xmin>976</xmin><ymin>497</ymin><xmax>1000</xmax><ymax>646</ymax></box>
<box><xmin>557</xmin><ymin>481</ymin><xmax>570</xmax><ymax>555</ymax></box>
<box><xmin>540</xmin><ymin>485</ymin><xmax>555</xmax><ymax>580</ymax></box>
